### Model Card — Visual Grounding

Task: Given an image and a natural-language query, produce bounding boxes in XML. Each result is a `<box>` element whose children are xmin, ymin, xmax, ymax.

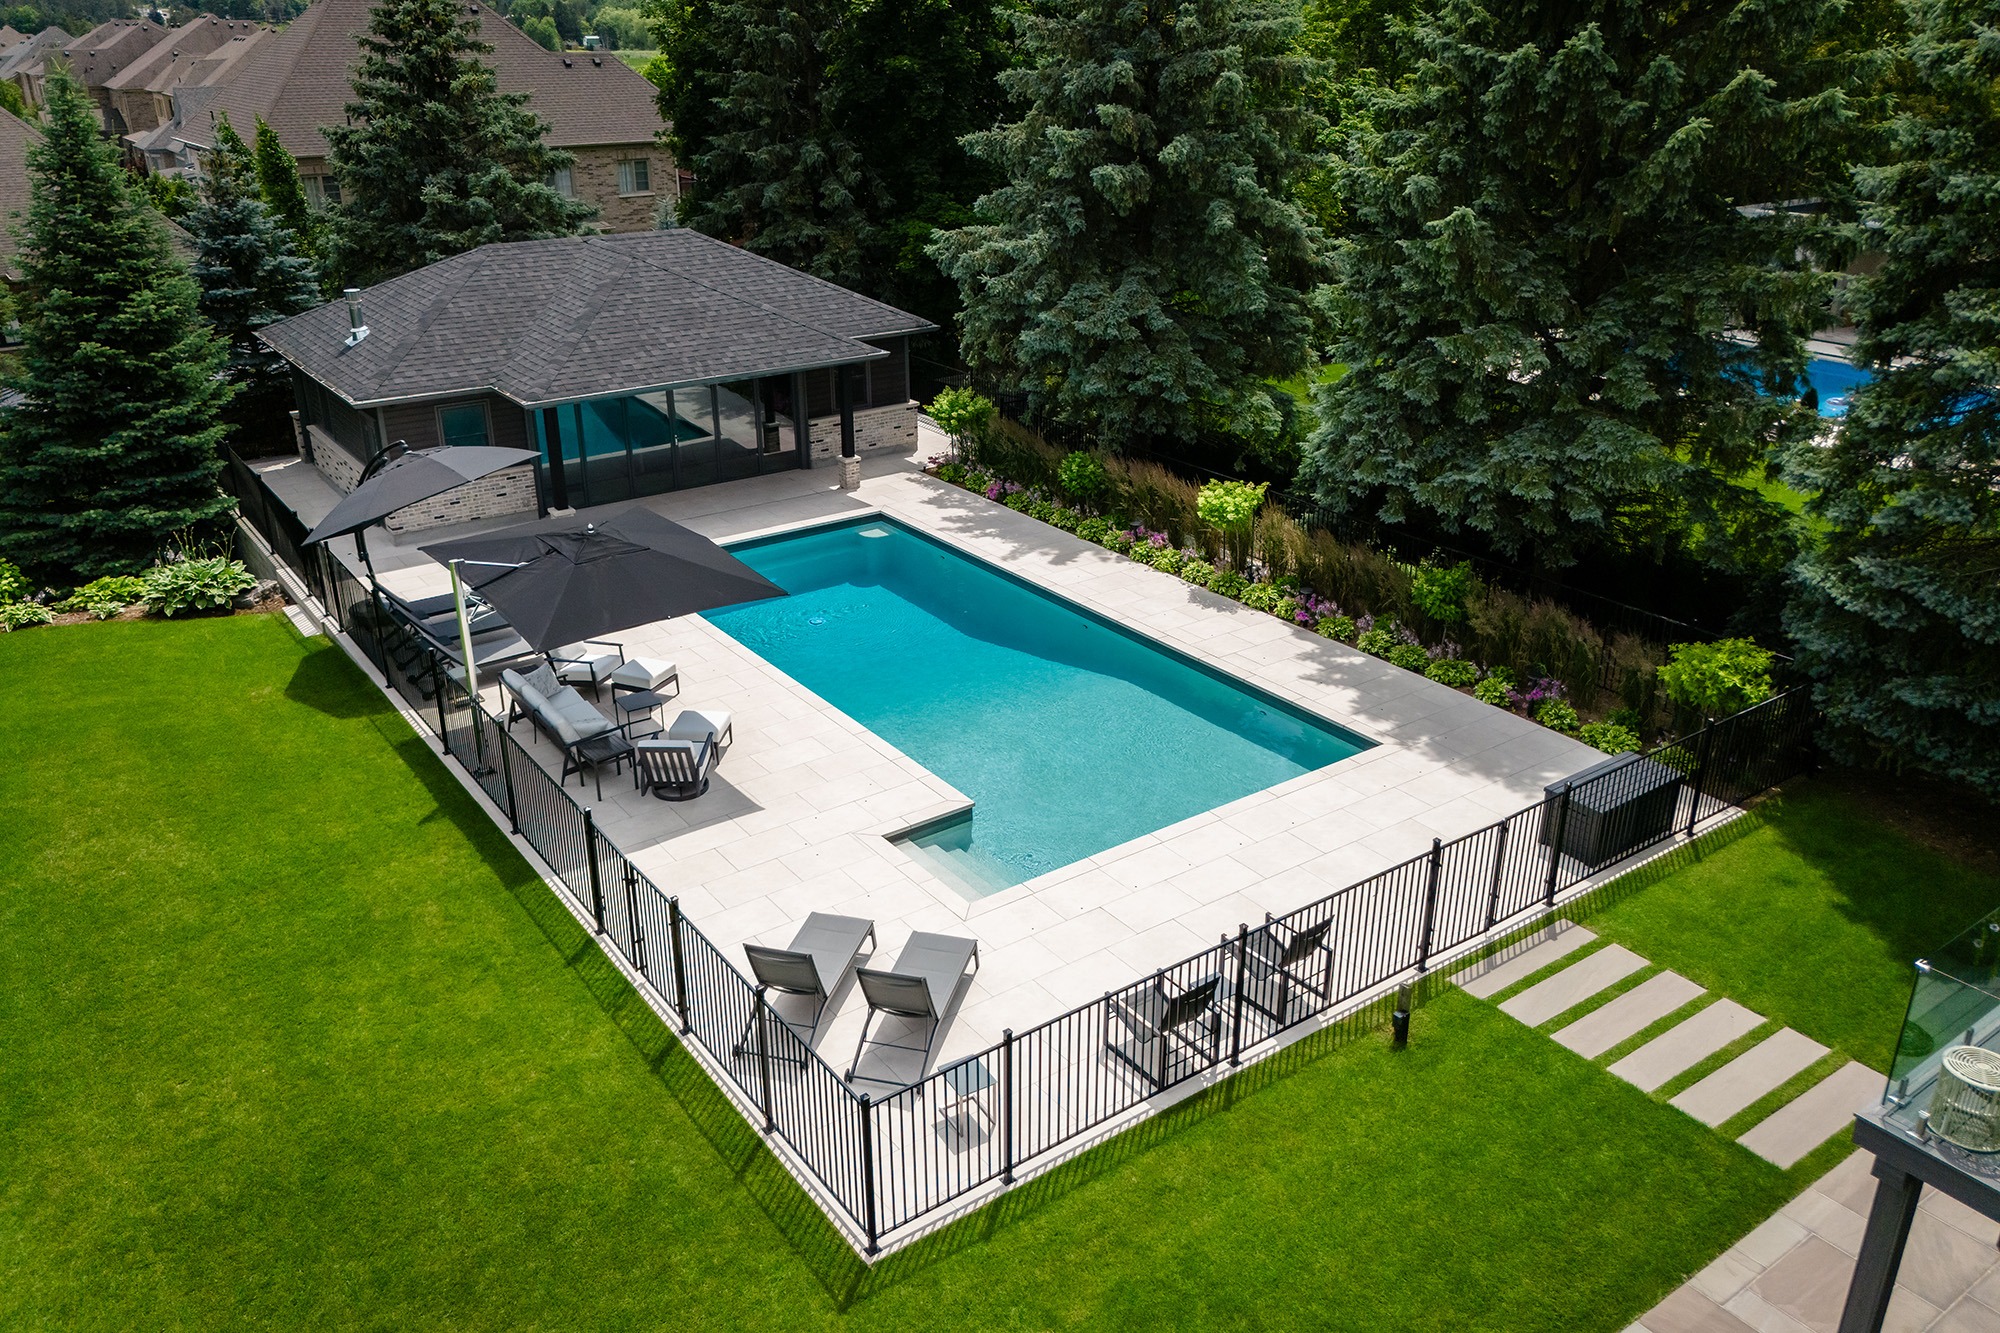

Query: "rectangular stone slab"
<box><xmin>1671</xmin><ymin>1028</ymin><xmax>1830</xmax><ymax>1127</ymax></box>
<box><xmin>1554</xmin><ymin>970</ymin><xmax>1705</xmax><ymax>1059</ymax></box>
<box><xmin>1738</xmin><ymin>1062</ymin><xmax>1883</xmax><ymax>1168</ymax></box>
<box><xmin>1500</xmin><ymin>944</ymin><xmax>1647</xmax><ymax>1027</ymax></box>
<box><xmin>1456</xmin><ymin>923</ymin><xmax>1596</xmax><ymax>999</ymax></box>
<box><xmin>1609</xmin><ymin>999</ymin><xmax>1764</xmax><ymax>1092</ymax></box>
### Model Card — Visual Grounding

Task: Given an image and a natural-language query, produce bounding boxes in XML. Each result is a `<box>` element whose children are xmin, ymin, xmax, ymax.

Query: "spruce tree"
<box><xmin>326</xmin><ymin>0</ymin><xmax>595</xmax><ymax>286</ymax></box>
<box><xmin>673</xmin><ymin>0</ymin><xmax>875</xmax><ymax>283</ymax></box>
<box><xmin>928</xmin><ymin>0</ymin><xmax>1324</xmax><ymax>451</ymax></box>
<box><xmin>0</xmin><ymin>73</ymin><xmax>234</xmax><ymax>583</ymax></box>
<box><xmin>1783</xmin><ymin>0</ymin><xmax>2000</xmax><ymax>795</ymax></box>
<box><xmin>186</xmin><ymin>116</ymin><xmax>322</xmax><ymax>454</ymax></box>
<box><xmin>252</xmin><ymin>115</ymin><xmax>330</xmax><ymax>287</ymax></box>
<box><xmin>1298</xmin><ymin>0</ymin><xmax>1854</xmax><ymax>567</ymax></box>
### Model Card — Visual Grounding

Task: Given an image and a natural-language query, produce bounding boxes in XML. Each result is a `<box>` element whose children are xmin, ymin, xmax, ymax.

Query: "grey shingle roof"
<box><xmin>57</xmin><ymin>19</ymin><xmax>167</xmax><ymax>89</ymax></box>
<box><xmin>103</xmin><ymin>16</ymin><xmax>265</xmax><ymax>93</ymax></box>
<box><xmin>258</xmin><ymin>229</ymin><xmax>937</xmax><ymax>408</ymax></box>
<box><xmin>170</xmin><ymin>0</ymin><xmax>663</xmax><ymax>160</ymax></box>
<box><xmin>0</xmin><ymin>27</ymin><xmax>70</xmax><ymax>81</ymax></box>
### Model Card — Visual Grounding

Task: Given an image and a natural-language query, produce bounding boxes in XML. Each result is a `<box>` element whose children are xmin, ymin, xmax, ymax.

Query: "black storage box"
<box><xmin>1539</xmin><ymin>752</ymin><xmax>1684</xmax><ymax>869</ymax></box>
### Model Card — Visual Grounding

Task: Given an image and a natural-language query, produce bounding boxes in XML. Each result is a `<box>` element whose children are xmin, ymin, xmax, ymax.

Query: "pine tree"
<box><xmin>1783</xmin><ymin>0</ymin><xmax>2000</xmax><ymax>795</ymax></box>
<box><xmin>1297</xmin><ymin>0</ymin><xmax>1854</xmax><ymax>567</ymax></box>
<box><xmin>0</xmin><ymin>73</ymin><xmax>234</xmax><ymax>583</ymax></box>
<box><xmin>252</xmin><ymin>115</ymin><xmax>329</xmax><ymax>286</ymax></box>
<box><xmin>928</xmin><ymin>0</ymin><xmax>1325</xmax><ymax>451</ymax></box>
<box><xmin>185</xmin><ymin>116</ymin><xmax>322</xmax><ymax>453</ymax></box>
<box><xmin>326</xmin><ymin>0</ymin><xmax>595</xmax><ymax>286</ymax></box>
<box><xmin>673</xmin><ymin>0</ymin><xmax>874</xmax><ymax>283</ymax></box>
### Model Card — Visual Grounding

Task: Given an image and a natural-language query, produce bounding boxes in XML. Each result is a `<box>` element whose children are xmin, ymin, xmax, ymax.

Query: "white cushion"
<box><xmin>547</xmin><ymin>690</ymin><xmax>613</xmax><ymax>741</ymax></box>
<box><xmin>609</xmin><ymin>657</ymin><xmax>677</xmax><ymax>691</ymax></box>
<box><xmin>666</xmin><ymin>709</ymin><xmax>731</xmax><ymax>744</ymax></box>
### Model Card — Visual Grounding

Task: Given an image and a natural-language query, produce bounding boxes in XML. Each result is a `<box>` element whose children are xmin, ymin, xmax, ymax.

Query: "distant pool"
<box><xmin>1803</xmin><ymin>357</ymin><xmax>1870</xmax><ymax>418</ymax></box>
<box><xmin>705</xmin><ymin>517</ymin><xmax>1370</xmax><ymax>896</ymax></box>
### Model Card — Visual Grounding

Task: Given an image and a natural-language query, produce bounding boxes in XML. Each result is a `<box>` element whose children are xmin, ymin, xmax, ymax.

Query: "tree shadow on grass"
<box><xmin>284</xmin><ymin>642</ymin><xmax>401</xmax><ymax>720</ymax></box>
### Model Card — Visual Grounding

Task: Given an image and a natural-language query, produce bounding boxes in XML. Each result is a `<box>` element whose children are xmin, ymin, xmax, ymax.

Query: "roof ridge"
<box><xmin>507</xmin><ymin>240</ymin><xmax>630</xmax><ymax>403</ymax></box>
<box><xmin>369</xmin><ymin>252</ymin><xmax>488</xmax><ymax>390</ymax></box>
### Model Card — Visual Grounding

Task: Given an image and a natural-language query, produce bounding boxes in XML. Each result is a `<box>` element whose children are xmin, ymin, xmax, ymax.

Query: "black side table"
<box><xmin>614</xmin><ymin>690</ymin><xmax>666</xmax><ymax>739</ymax></box>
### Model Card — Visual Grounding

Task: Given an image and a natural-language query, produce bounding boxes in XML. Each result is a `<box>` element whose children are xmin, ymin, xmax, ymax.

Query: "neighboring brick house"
<box><xmin>18</xmin><ymin>18</ymin><xmax>166</xmax><ymax>119</ymax></box>
<box><xmin>0</xmin><ymin>26</ymin><xmax>70</xmax><ymax>105</ymax></box>
<box><xmin>135</xmin><ymin>0</ymin><xmax>672</xmax><ymax>233</ymax></box>
<box><xmin>257</xmin><ymin>230</ymin><xmax>933</xmax><ymax>532</ymax></box>
<box><xmin>103</xmin><ymin>16</ymin><xmax>267</xmax><ymax>138</ymax></box>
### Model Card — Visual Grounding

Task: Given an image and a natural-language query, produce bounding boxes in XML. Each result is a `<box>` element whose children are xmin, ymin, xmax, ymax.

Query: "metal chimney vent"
<box><xmin>343</xmin><ymin>288</ymin><xmax>369</xmax><ymax>347</ymax></box>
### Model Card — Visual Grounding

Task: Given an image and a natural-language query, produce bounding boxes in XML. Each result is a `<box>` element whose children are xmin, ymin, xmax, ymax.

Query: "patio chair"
<box><xmin>734</xmin><ymin>913</ymin><xmax>878</xmax><ymax>1058</ymax></box>
<box><xmin>1105</xmin><ymin>970</ymin><xmax>1223</xmax><ymax>1091</ymax></box>
<box><xmin>549</xmin><ymin>639</ymin><xmax>626</xmax><ymax>698</ymax></box>
<box><xmin>848</xmin><ymin>932</ymin><xmax>980</xmax><ymax>1084</ymax></box>
<box><xmin>665</xmin><ymin>707</ymin><xmax>734</xmax><ymax>754</ymax></box>
<box><xmin>631</xmin><ymin>737</ymin><xmax>713</xmax><ymax>801</ymax></box>
<box><xmin>1239</xmin><ymin>915</ymin><xmax>1334</xmax><ymax>1025</ymax></box>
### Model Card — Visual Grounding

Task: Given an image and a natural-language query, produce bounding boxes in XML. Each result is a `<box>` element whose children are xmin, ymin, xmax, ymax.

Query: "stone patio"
<box><xmin>258</xmin><ymin>428</ymin><xmax>1601</xmax><ymax>1077</ymax></box>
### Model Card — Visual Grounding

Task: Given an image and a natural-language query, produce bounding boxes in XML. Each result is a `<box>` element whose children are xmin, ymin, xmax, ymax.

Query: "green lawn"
<box><xmin>0</xmin><ymin>616</ymin><xmax>1816</xmax><ymax>1330</ymax></box>
<box><xmin>1270</xmin><ymin>362</ymin><xmax>1348</xmax><ymax>403</ymax></box>
<box><xmin>1576</xmin><ymin>780</ymin><xmax>2000</xmax><ymax>1071</ymax></box>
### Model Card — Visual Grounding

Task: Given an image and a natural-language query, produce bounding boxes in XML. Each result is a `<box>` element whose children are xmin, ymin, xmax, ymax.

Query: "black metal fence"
<box><xmin>225</xmin><ymin>459</ymin><xmax>1819</xmax><ymax>1255</ymax></box>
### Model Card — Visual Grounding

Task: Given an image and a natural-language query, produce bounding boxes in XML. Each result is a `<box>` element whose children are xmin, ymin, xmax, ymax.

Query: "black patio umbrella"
<box><xmin>418</xmin><ymin>506</ymin><xmax>787</xmax><ymax>652</ymax></box>
<box><xmin>303</xmin><ymin>445</ymin><xmax>540</xmax><ymax>547</ymax></box>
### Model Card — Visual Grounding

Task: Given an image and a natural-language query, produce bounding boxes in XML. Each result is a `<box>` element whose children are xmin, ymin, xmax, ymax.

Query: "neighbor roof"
<box><xmin>0</xmin><ymin>107</ymin><xmax>36</xmax><ymax>275</ymax></box>
<box><xmin>55</xmin><ymin>18</ymin><xmax>167</xmax><ymax>89</ymax></box>
<box><xmin>104</xmin><ymin>15</ymin><xmax>264</xmax><ymax>93</ymax></box>
<box><xmin>0</xmin><ymin>27</ymin><xmax>70</xmax><ymax>81</ymax></box>
<box><xmin>258</xmin><ymin>230</ymin><xmax>936</xmax><ymax>409</ymax></box>
<box><xmin>169</xmin><ymin>0</ymin><xmax>662</xmax><ymax>161</ymax></box>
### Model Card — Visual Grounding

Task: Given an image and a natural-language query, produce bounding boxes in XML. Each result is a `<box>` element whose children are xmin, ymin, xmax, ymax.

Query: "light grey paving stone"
<box><xmin>1455</xmin><ymin>923</ymin><xmax>1596</xmax><ymax>999</ymax></box>
<box><xmin>1737</xmin><ymin>1062</ymin><xmax>1882</xmax><ymax>1168</ymax></box>
<box><xmin>1611</xmin><ymin>999</ymin><xmax>1764</xmax><ymax>1092</ymax></box>
<box><xmin>1555</xmin><ymin>970</ymin><xmax>1705</xmax><ymax>1058</ymax></box>
<box><xmin>1500</xmin><ymin>943</ymin><xmax>1647</xmax><ymax>1027</ymax></box>
<box><xmin>1671</xmin><ymin>1028</ymin><xmax>1830</xmax><ymax>1128</ymax></box>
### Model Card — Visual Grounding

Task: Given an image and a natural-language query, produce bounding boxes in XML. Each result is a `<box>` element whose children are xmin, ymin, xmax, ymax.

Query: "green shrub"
<box><xmin>55</xmin><ymin>575</ymin><xmax>147</xmax><ymax>620</ymax></box>
<box><xmin>1474</xmin><ymin>676</ymin><xmax>1515</xmax><ymax>707</ymax></box>
<box><xmin>1386</xmin><ymin>643</ymin><xmax>1431</xmax><ymax>672</ymax></box>
<box><xmin>1003</xmin><ymin>490</ymin><xmax>1035</xmax><ymax>513</ymax></box>
<box><xmin>1148</xmin><ymin>546</ymin><xmax>1185</xmax><ymax>576</ymax></box>
<box><xmin>1424</xmin><ymin>658</ymin><xmax>1479</xmax><ymax>687</ymax></box>
<box><xmin>1057</xmin><ymin>451</ymin><xmax>1110</xmax><ymax>508</ymax></box>
<box><xmin>1027</xmin><ymin>499</ymin><xmax>1057</xmax><ymax>522</ymax></box>
<box><xmin>929</xmin><ymin>386</ymin><xmax>995</xmax><ymax>447</ymax></box>
<box><xmin>1101</xmin><ymin>529</ymin><xmax>1134</xmax><ymax>553</ymax></box>
<box><xmin>1410</xmin><ymin>559</ymin><xmax>1475</xmax><ymax>624</ymax></box>
<box><xmin>1316</xmin><ymin>614</ymin><xmax>1356</xmax><ymax>642</ymax></box>
<box><xmin>141</xmin><ymin>558</ymin><xmax>256</xmax><ymax>618</ymax></box>
<box><xmin>1272</xmin><ymin>597</ymin><xmax>1298</xmax><ymax>622</ymax></box>
<box><xmin>0</xmin><ymin>600</ymin><xmax>53</xmax><ymax>630</ymax></box>
<box><xmin>0</xmin><ymin>558</ymin><xmax>29</xmax><ymax>604</ymax></box>
<box><xmin>962</xmin><ymin>470</ymin><xmax>992</xmax><ymax>494</ymax></box>
<box><xmin>1207</xmin><ymin>569</ymin><xmax>1249</xmax><ymax>599</ymax></box>
<box><xmin>1355</xmin><ymin>626</ymin><xmax>1397</xmax><ymax>657</ymax></box>
<box><xmin>1578</xmin><ymin>721</ymin><xmax>1642</xmax><ymax>754</ymax></box>
<box><xmin>1239</xmin><ymin>582</ymin><xmax>1283</xmax><ymax>613</ymax></box>
<box><xmin>1047</xmin><ymin>506</ymin><xmax>1082</xmax><ymax>532</ymax></box>
<box><xmin>1535</xmin><ymin>698</ymin><xmax>1582</xmax><ymax>735</ymax></box>
<box><xmin>934</xmin><ymin>461</ymin><xmax>967</xmax><ymax>485</ymax></box>
<box><xmin>1604</xmin><ymin>706</ymin><xmax>1644</xmax><ymax>733</ymax></box>
<box><xmin>1077</xmin><ymin>517</ymin><xmax>1113</xmax><ymax>545</ymax></box>
<box><xmin>1179</xmin><ymin>559</ymin><xmax>1216</xmax><ymax>586</ymax></box>
<box><xmin>1196</xmin><ymin>479</ymin><xmax>1267</xmax><ymax>567</ymax></box>
<box><xmin>1657</xmin><ymin>638</ymin><xmax>1775</xmax><ymax>719</ymax></box>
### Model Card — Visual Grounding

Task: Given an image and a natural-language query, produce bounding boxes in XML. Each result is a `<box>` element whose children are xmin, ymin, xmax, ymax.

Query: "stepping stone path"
<box><xmin>1456</xmin><ymin>937</ymin><xmax>1879</xmax><ymax>1168</ymax></box>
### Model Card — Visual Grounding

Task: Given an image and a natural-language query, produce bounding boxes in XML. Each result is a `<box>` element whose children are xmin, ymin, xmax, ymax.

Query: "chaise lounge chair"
<box><xmin>848</xmin><ymin>932</ymin><xmax>980</xmax><ymax>1084</ymax></box>
<box><xmin>734</xmin><ymin>913</ymin><xmax>878</xmax><ymax>1057</ymax></box>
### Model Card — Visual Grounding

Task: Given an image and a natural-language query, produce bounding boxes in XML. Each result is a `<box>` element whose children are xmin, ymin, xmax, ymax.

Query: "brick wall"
<box><xmin>305</xmin><ymin>424</ymin><xmax>539</xmax><ymax>533</ymax></box>
<box><xmin>807</xmin><ymin>401</ymin><xmax>918</xmax><ymax>464</ymax></box>
<box><xmin>570</xmin><ymin>143</ymin><xmax>676</xmax><ymax>233</ymax></box>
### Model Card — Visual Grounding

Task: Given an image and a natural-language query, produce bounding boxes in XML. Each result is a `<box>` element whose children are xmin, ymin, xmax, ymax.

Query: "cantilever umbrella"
<box><xmin>419</xmin><ymin>506</ymin><xmax>787</xmax><ymax>660</ymax></box>
<box><xmin>302</xmin><ymin>444</ymin><xmax>540</xmax><ymax>559</ymax></box>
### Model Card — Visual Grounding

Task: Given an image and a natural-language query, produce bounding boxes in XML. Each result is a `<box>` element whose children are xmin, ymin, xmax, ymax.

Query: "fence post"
<box><xmin>434</xmin><ymin>659</ymin><xmax>451</xmax><ymax>749</ymax></box>
<box><xmin>1417</xmin><ymin>838</ymin><xmax>1444</xmax><ymax>972</ymax></box>
<box><xmin>858</xmin><ymin>1092</ymin><xmax>880</xmax><ymax>1256</ymax></box>
<box><xmin>582</xmin><ymin>808</ymin><xmax>606</xmax><ymax>934</ymax></box>
<box><xmin>1228</xmin><ymin>923</ymin><xmax>1250</xmax><ymax>1066</ymax></box>
<box><xmin>497</xmin><ymin>724</ymin><xmax>521</xmax><ymax>834</ymax></box>
<box><xmin>622</xmin><ymin>865</ymin><xmax>644</xmax><ymax>976</ymax></box>
<box><xmin>1543</xmin><ymin>786</ymin><xmax>1573</xmax><ymax>908</ymax></box>
<box><xmin>1684</xmin><ymin>726</ymin><xmax>1715</xmax><ymax>838</ymax></box>
<box><xmin>667</xmin><ymin>896</ymin><xmax>692</xmax><ymax>1032</ymax></box>
<box><xmin>1483</xmin><ymin>821</ymin><xmax>1510</xmax><ymax>930</ymax></box>
<box><xmin>753</xmin><ymin>985</ymin><xmax>776</xmax><ymax>1132</ymax></box>
<box><xmin>1001</xmin><ymin>1028</ymin><xmax>1016</xmax><ymax>1184</ymax></box>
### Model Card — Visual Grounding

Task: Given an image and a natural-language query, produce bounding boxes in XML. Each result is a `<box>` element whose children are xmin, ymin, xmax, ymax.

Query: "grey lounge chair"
<box><xmin>1105</xmin><ymin>970</ymin><xmax>1223</xmax><ymax>1090</ymax></box>
<box><xmin>734</xmin><ymin>913</ymin><xmax>878</xmax><ymax>1057</ymax></box>
<box><xmin>1240</xmin><ymin>915</ymin><xmax>1334</xmax><ymax>1024</ymax></box>
<box><xmin>631</xmin><ymin>737</ymin><xmax>713</xmax><ymax>800</ymax></box>
<box><xmin>848</xmin><ymin>932</ymin><xmax>980</xmax><ymax>1083</ymax></box>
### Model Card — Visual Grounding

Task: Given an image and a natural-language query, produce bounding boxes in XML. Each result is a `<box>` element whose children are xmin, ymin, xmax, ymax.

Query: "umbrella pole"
<box><xmin>449</xmin><ymin>558</ymin><xmax>491</xmax><ymax>773</ymax></box>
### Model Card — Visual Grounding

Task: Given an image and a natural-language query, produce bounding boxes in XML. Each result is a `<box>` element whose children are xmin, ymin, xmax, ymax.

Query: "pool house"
<box><xmin>257</xmin><ymin>230</ymin><xmax>934</xmax><ymax>532</ymax></box>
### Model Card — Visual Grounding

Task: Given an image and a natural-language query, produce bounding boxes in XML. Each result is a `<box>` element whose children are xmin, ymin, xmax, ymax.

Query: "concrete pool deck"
<box><xmin>256</xmin><ymin>429</ymin><xmax>1601</xmax><ymax>1076</ymax></box>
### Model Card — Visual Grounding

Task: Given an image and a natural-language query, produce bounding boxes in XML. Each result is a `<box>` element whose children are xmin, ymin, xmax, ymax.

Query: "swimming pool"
<box><xmin>1803</xmin><ymin>357</ymin><xmax>1870</xmax><ymax>418</ymax></box>
<box><xmin>704</xmin><ymin>517</ymin><xmax>1371</xmax><ymax>897</ymax></box>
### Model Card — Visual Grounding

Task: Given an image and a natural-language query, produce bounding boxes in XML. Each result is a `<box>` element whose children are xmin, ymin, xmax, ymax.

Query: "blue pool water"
<box><xmin>1803</xmin><ymin>357</ymin><xmax>1870</xmax><ymax>418</ymax></box>
<box><xmin>704</xmin><ymin>518</ymin><xmax>1370</xmax><ymax>896</ymax></box>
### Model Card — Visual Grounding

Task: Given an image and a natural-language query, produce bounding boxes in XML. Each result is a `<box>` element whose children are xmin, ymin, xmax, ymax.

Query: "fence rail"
<box><xmin>226</xmin><ymin>458</ymin><xmax>1818</xmax><ymax>1256</ymax></box>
